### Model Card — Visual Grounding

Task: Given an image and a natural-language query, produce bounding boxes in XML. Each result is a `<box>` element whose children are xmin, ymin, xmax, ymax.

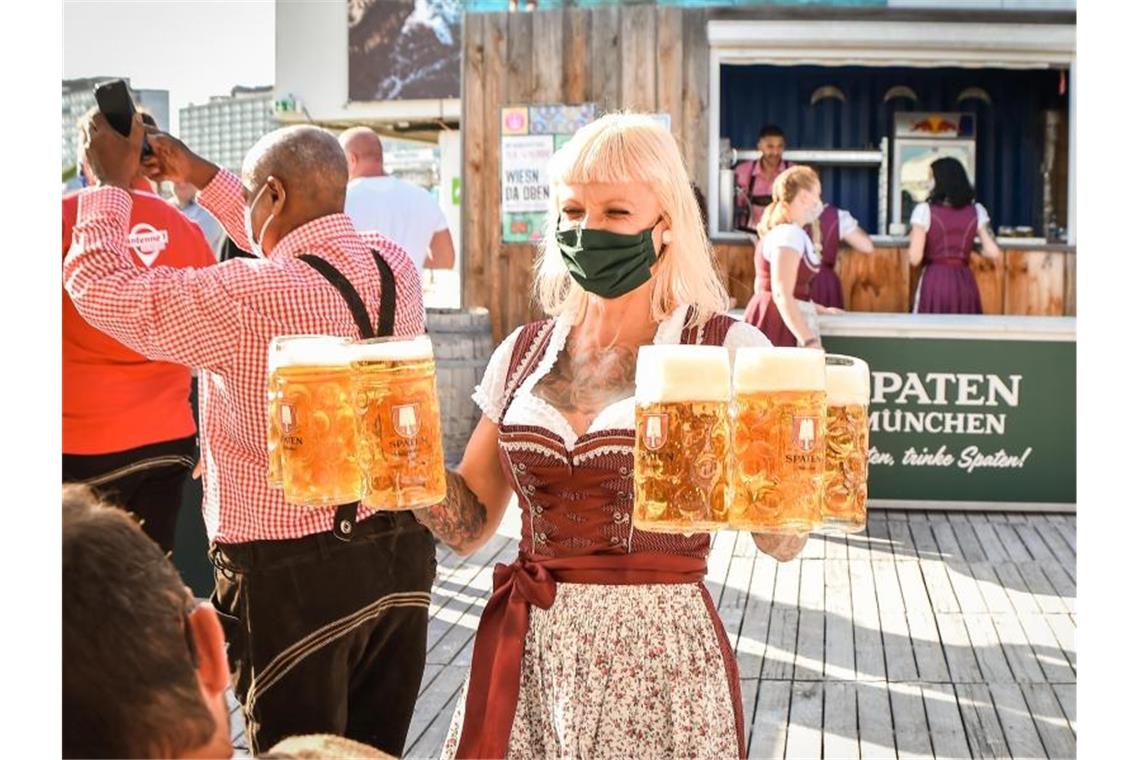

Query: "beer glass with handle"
<box><xmin>349</xmin><ymin>335</ymin><xmax>447</xmax><ymax>510</ymax></box>
<box><xmin>730</xmin><ymin>347</ymin><xmax>827</xmax><ymax>534</ymax></box>
<box><xmin>634</xmin><ymin>344</ymin><xmax>732</xmax><ymax>534</ymax></box>
<box><xmin>266</xmin><ymin>335</ymin><xmax>329</xmax><ymax>489</ymax></box>
<box><xmin>820</xmin><ymin>354</ymin><xmax>871</xmax><ymax>534</ymax></box>
<box><xmin>271</xmin><ymin>336</ymin><xmax>363</xmax><ymax>507</ymax></box>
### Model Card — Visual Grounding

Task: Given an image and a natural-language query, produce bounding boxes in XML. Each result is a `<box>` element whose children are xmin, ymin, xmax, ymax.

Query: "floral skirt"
<box><xmin>441</xmin><ymin>583</ymin><xmax>742</xmax><ymax>759</ymax></box>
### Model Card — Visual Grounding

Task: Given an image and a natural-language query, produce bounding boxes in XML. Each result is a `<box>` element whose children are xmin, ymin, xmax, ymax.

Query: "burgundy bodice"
<box><xmin>804</xmin><ymin>204</ymin><xmax>841</xmax><ymax>268</ymax></box>
<box><xmin>495</xmin><ymin>311</ymin><xmax>737</xmax><ymax>560</ymax></box>
<box><xmin>923</xmin><ymin>203</ymin><xmax>979</xmax><ymax>267</ymax></box>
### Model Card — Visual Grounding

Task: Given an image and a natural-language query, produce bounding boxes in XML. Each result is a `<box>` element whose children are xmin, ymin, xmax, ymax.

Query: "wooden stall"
<box><xmin>460</xmin><ymin>7</ymin><xmax>1077</xmax><ymax>341</ymax></box>
<box><xmin>462</xmin><ymin>6</ymin><xmax>712</xmax><ymax>340</ymax></box>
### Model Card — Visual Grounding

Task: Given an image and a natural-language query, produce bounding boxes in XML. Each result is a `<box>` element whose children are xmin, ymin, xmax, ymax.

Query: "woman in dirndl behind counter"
<box><xmin>411</xmin><ymin>113</ymin><xmax>808</xmax><ymax>760</ymax></box>
<box><xmin>908</xmin><ymin>156</ymin><xmax>1002</xmax><ymax>313</ymax></box>
<box><xmin>743</xmin><ymin>165</ymin><xmax>835</xmax><ymax>348</ymax></box>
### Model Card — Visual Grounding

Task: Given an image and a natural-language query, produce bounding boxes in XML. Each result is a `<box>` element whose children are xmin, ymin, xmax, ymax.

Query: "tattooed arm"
<box><xmin>414</xmin><ymin>415</ymin><xmax>514</xmax><ymax>556</ymax></box>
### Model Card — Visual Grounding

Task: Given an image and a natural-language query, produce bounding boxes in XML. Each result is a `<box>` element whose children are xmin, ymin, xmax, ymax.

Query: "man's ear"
<box><xmin>187</xmin><ymin>603</ymin><xmax>229</xmax><ymax>697</ymax></box>
<box><xmin>266</xmin><ymin>176</ymin><xmax>287</xmax><ymax>216</ymax></box>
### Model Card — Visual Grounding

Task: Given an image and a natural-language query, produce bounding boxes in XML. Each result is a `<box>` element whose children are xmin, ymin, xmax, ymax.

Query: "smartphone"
<box><xmin>93</xmin><ymin>79</ymin><xmax>153</xmax><ymax>157</ymax></box>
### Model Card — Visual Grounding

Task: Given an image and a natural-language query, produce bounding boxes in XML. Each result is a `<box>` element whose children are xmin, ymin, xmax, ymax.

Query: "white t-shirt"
<box><xmin>909</xmin><ymin>202</ymin><xmax>990</xmax><ymax>231</ymax></box>
<box><xmin>761</xmin><ymin>223</ymin><xmax>819</xmax><ymax>267</ymax></box>
<box><xmin>833</xmin><ymin>207</ymin><xmax>859</xmax><ymax>238</ymax></box>
<box><xmin>472</xmin><ymin>305</ymin><xmax>771</xmax><ymax>448</ymax></box>
<box><xmin>344</xmin><ymin>176</ymin><xmax>449</xmax><ymax>269</ymax></box>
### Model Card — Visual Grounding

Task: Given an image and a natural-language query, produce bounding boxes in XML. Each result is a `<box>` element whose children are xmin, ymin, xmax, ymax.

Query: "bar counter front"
<box><xmin>728</xmin><ymin>310</ymin><xmax>1075</xmax><ymax>513</ymax></box>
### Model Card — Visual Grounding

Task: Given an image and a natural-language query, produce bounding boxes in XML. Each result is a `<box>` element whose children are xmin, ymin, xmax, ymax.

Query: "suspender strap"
<box><xmin>296</xmin><ymin>248</ymin><xmax>400</xmax><ymax>539</ymax></box>
<box><xmin>297</xmin><ymin>250</ymin><xmax>398</xmax><ymax>340</ymax></box>
<box><xmin>371</xmin><ymin>251</ymin><xmax>397</xmax><ymax>338</ymax></box>
<box><xmin>298</xmin><ymin>254</ymin><xmax>375</xmax><ymax>339</ymax></box>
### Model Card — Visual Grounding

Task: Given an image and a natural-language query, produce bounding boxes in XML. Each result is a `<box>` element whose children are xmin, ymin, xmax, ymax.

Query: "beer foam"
<box><xmin>824</xmin><ymin>354</ymin><xmax>870</xmax><ymax>406</ymax></box>
<box><xmin>268</xmin><ymin>335</ymin><xmax>351</xmax><ymax>368</ymax></box>
<box><xmin>733</xmin><ymin>347</ymin><xmax>826</xmax><ymax>393</ymax></box>
<box><xmin>348</xmin><ymin>334</ymin><xmax>434</xmax><ymax>363</ymax></box>
<box><xmin>635</xmin><ymin>345</ymin><xmax>731</xmax><ymax>403</ymax></box>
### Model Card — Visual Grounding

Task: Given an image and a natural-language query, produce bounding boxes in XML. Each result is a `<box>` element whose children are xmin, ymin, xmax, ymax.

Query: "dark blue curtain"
<box><xmin>720</xmin><ymin>65</ymin><xmax>1069</xmax><ymax>233</ymax></box>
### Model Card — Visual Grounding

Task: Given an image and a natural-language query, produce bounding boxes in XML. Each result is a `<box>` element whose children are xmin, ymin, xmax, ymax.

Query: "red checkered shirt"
<box><xmin>63</xmin><ymin>169</ymin><xmax>425</xmax><ymax>543</ymax></box>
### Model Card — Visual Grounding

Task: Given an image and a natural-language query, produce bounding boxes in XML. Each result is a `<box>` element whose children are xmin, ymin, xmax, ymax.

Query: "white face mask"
<box><xmin>806</xmin><ymin>200</ymin><xmax>825</xmax><ymax>224</ymax></box>
<box><xmin>242</xmin><ymin>182</ymin><xmax>275</xmax><ymax>258</ymax></box>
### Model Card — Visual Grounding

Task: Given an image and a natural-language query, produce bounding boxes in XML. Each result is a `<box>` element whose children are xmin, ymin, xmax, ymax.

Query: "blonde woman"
<box><xmin>743</xmin><ymin>165</ymin><xmax>829</xmax><ymax>348</ymax></box>
<box><xmin>413</xmin><ymin>113</ymin><xmax>807</xmax><ymax>760</ymax></box>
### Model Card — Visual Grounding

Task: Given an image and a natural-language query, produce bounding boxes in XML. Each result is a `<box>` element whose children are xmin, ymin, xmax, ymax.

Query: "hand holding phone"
<box><xmin>93</xmin><ymin>80</ymin><xmax>153</xmax><ymax>158</ymax></box>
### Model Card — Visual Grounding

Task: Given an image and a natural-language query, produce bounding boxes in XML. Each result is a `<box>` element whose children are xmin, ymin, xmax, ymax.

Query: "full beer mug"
<box><xmin>266</xmin><ymin>335</ymin><xmax>328</xmax><ymax>489</ymax></box>
<box><xmin>270</xmin><ymin>336</ymin><xmax>363</xmax><ymax>507</ymax></box>
<box><xmin>349</xmin><ymin>335</ymin><xmax>447</xmax><ymax>510</ymax></box>
<box><xmin>820</xmin><ymin>354</ymin><xmax>871</xmax><ymax>534</ymax></box>
<box><xmin>633</xmin><ymin>345</ymin><xmax>732</xmax><ymax>534</ymax></box>
<box><xmin>730</xmin><ymin>347</ymin><xmax>826</xmax><ymax>534</ymax></box>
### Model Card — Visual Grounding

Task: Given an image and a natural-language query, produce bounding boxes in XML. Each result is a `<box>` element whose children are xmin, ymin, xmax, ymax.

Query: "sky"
<box><xmin>63</xmin><ymin>0</ymin><xmax>276</xmax><ymax>134</ymax></box>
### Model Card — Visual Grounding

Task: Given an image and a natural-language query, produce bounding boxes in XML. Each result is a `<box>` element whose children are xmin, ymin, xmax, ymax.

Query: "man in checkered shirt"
<box><xmin>65</xmin><ymin>112</ymin><xmax>437</xmax><ymax>757</ymax></box>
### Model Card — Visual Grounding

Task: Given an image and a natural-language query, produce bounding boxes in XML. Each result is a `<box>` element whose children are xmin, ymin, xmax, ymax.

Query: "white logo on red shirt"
<box><xmin>128</xmin><ymin>223</ymin><xmax>169</xmax><ymax>267</ymax></box>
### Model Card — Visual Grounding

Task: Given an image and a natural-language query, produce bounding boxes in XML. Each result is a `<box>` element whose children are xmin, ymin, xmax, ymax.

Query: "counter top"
<box><xmin>728</xmin><ymin>310</ymin><xmax>1075</xmax><ymax>341</ymax></box>
<box><xmin>709</xmin><ymin>233</ymin><xmax>1076</xmax><ymax>253</ymax></box>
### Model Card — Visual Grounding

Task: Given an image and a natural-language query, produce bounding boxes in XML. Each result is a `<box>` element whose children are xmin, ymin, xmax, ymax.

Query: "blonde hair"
<box><xmin>756</xmin><ymin>165</ymin><xmax>821</xmax><ymax>237</ymax></box>
<box><xmin>534</xmin><ymin>112</ymin><xmax>730</xmax><ymax>327</ymax></box>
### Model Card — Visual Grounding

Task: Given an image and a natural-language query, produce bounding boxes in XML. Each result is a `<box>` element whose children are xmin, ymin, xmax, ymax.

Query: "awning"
<box><xmin>708</xmin><ymin>20</ymin><xmax>1075</xmax><ymax>69</ymax></box>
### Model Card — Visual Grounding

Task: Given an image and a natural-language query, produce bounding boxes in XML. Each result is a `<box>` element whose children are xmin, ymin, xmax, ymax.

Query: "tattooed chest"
<box><xmin>533</xmin><ymin>343</ymin><xmax>637</xmax><ymax>429</ymax></box>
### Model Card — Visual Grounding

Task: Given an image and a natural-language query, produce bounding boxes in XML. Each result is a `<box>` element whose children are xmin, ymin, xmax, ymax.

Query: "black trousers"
<box><xmin>209</xmin><ymin>510</ymin><xmax>436</xmax><ymax>757</ymax></box>
<box><xmin>61</xmin><ymin>435</ymin><xmax>197</xmax><ymax>554</ymax></box>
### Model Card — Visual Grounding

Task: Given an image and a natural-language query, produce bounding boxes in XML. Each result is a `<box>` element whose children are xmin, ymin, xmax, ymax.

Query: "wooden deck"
<box><xmin>231</xmin><ymin>508</ymin><xmax>1077</xmax><ymax>759</ymax></box>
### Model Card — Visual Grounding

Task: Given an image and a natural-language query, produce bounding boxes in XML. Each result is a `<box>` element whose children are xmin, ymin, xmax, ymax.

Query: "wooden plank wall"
<box><xmin>461</xmin><ymin>7</ymin><xmax>710</xmax><ymax>341</ymax></box>
<box><xmin>715</xmin><ymin>242</ymin><xmax>1076</xmax><ymax>316</ymax></box>
<box><xmin>461</xmin><ymin>10</ymin><xmax>1075</xmax><ymax>339</ymax></box>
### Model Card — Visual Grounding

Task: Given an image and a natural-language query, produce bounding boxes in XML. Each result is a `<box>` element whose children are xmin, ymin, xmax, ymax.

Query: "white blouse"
<box><xmin>910</xmin><ymin>201</ymin><xmax>991</xmax><ymax>231</ymax></box>
<box><xmin>761</xmin><ymin>224</ymin><xmax>820</xmax><ymax>267</ymax></box>
<box><xmin>472</xmin><ymin>305</ymin><xmax>772</xmax><ymax>448</ymax></box>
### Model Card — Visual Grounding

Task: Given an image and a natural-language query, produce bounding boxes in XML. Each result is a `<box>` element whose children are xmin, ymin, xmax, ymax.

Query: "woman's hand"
<box><xmin>752</xmin><ymin>531</ymin><xmax>809</xmax><ymax>562</ymax></box>
<box><xmin>815</xmin><ymin>305</ymin><xmax>844</xmax><ymax>316</ymax></box>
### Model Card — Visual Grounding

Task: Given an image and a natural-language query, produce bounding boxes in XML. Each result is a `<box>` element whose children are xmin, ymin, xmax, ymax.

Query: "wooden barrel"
<box><xmin>426</xmin><ymin>307</ymin><xmax>495</xmax><ymax>466</ymax></box>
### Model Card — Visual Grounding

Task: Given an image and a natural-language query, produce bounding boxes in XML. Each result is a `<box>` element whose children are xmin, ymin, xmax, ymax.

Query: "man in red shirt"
<box><xmin>67</xmin><ymin>112</ymin><xmax>432</xmax><ymax>757</ymax></box>
<box><xmin>62</xmin><ymin>113</ymin><xmax>216</xmax><ymax>554</ymax></box>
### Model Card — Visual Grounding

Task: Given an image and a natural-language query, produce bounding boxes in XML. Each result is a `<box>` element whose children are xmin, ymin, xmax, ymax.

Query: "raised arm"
<box><xmin>140</xmin><ymin>128</ymin><xmax>256</xmax><ymax>252</ymax></box>
<box><xmin>65</xmin><ymin>114</ymin><xmax>241</xmax><ymax>370</ymax></box>
<box><xmin>414</xmin><ymin>415</ymin><xmax>514</xmax><ymax>556</ymax></box>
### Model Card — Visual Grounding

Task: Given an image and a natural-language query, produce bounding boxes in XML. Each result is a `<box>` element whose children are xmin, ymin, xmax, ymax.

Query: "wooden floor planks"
<box><xmin>231</xmin><ymin>510</ymin><xmax>1077</xmax><ymax>759</ymax></box>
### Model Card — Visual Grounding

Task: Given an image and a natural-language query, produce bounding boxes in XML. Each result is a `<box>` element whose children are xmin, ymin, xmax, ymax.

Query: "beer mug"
<box><xmin>730</xmin><ymin>347</ymin><xmax>826</xmax><ymax>534</ymax></box>
<box><xmin>633</xmin><ymin>345</ymin><xmax>732</xmax><ymax>534</ymax></box>
<box><xmin>349</xmin><ymin>335</ymin><xmax>447</xmax><ymax>510</ymax></box>
<box><xmin>821</xmin><ymin>354</ymin><xmax>871</xmax><ymax>534</ymax></box>
<box><xmin>270</xmin><ymin>336</ymin><xmax>363</xmax><ymax>507</ymax></box>
<box><xmin>266</xmin><ymin>335</ymin><xmax>328</xmax><ymax>488</ymax></box>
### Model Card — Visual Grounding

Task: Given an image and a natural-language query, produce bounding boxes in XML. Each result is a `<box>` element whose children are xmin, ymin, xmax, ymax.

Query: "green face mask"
<box><xmin>556</xmin><ymin>219</ymin><xmax>661</xmax><ymax>299</ymax></box>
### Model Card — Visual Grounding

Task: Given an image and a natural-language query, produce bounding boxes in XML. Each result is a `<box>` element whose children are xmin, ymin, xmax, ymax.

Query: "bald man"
<box><xmin>66</xmin><ymin>114</ymin><xmax>436</xmax><ymax>756</ymax></box>
<box><xmin>339</xmin><ymin>127</ymin><xmax>455</xmax><ymax>272</ymax></box>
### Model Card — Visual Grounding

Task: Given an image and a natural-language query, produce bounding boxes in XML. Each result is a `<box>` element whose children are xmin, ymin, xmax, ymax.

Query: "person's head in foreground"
<box><xmin>62</xmin><ymin>485</ymin><xmax>232</xmax><ymax>759</ymax></box>
<box><xmin>536</xmin><ymin>111</ymin><xmax>730</xmax><ymax>325</ymax></box>
<box><xmin>756</xmin><ymin>165</ymin><xmax>823</xmax><ymax>237</ymax></box>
